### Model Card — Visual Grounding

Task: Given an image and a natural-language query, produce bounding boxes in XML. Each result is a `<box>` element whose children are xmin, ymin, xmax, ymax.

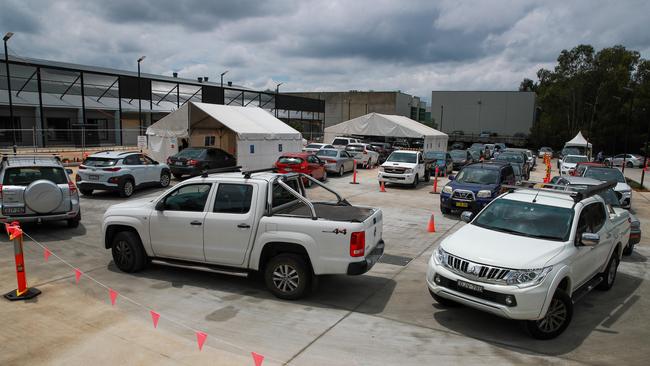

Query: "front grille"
<box><xmin>384</xmin><ymin>167</ymin><xmax>406</xmax><ymax>174</ymax></box>
<box><xmin>451</xmin><ymin>190</ymin><xmax>475</xmax><ymax>201</ymax></box>
<box><xmin>445</xmin><ymin>253</ymin><xmax>510</xmax><ymax>284</ymax></box>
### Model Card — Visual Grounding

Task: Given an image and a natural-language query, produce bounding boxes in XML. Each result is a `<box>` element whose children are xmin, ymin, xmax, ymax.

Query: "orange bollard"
<box><xmin>379</xmin><ymin>180</ymin><xmax>386</xmax><ymax>192</ymax></box>
<box><xmin>350</xmin><ymin>160</ymin><xmax>359</xmax><ymax>184</ymax></box>
<box><xmin>427</xmin><ymin>214</ymin><xmax>436</xmax><ymax>233</ymax></box>
<box><xmin>429</xmin><ymin>166</ymin><xmax>439</xmax><ymax>194</ymax></box>
<box><xmin>4</xmin><ymin>221</ymin><xmax>41</xmax><ymax>301</ymax></box>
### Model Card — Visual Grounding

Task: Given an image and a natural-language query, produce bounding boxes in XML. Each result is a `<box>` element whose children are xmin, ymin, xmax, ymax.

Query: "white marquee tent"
<box><xmin>324</xmin><ymin>113</ymin><xmax>448</xmax><ymax>152</ymax></box>
<box><xmin>146</xmin><ymin>102</ymin><xmax>302</xmax><ymax>170</ymax></box>
<box><xmin>565</xmin><ymin>131</ymin><xmax>592</xmax><ymax>148</ymax></box>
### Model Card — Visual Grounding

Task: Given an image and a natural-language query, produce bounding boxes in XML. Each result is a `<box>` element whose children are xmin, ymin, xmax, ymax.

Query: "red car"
<box><xmin>275</xmin><ymin>152</ymin><xmax>327</xmax><ymax>186</ymax></box>
<box><xmin>572</xmin><ymin>161</ymin><xmax>606</xmax><ymax>176</ymax></box>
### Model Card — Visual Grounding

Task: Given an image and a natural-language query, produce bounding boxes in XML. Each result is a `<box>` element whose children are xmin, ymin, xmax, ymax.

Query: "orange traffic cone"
<box><xmin>427</xmin><ymin>214</ymin><xmax>436</xmax><ymax>233</ymax></box>
<box><xmin>379</xmin><ymin>181</ymin><xmax>386</xmax><ymax>192</ymax></box>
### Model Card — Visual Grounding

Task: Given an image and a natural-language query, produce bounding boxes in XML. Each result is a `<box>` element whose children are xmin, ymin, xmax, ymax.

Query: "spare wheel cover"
<box><xmin>24</xmin><ymin>179</ymin><xmax>63</xmax><ymax>214</ymax></box>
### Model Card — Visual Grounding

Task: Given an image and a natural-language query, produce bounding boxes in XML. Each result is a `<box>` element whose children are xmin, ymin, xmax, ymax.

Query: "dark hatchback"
<box><xmin>167</xmin><ymin>147</ymin><xmax>236</xmax><ymax>178</ymax></box>
<box><xmin>440</xmin><ymin>161</ymin><xmax>515</xmax><ymax>214</ymax></box>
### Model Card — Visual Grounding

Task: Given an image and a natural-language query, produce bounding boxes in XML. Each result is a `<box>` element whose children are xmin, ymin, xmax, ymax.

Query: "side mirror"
<box><xmin>580</xmin><ymin>232</ymin><xmax>600</xmax><ymax>246</ymax></box>
<box><xmin>153</xmin><ymin>161</ymin><xmax>159</xmax><ymax>165</ymax></box>
<box><xmin>65</xmin><ymin>168</ymin><xmax>74</xmax><ymax>175</ymax></box>
<box><xmin>155</xmin><ymin>200</ymin><xmax>165</xmax><ymax>211</ymax></box>
<box><xmin>448</xmin><ymin>175</ymin><xmax>455</xmax><ymax>181</ymax></box>
<box><xmin>460</xmin><ymin>211</ymin><xmax>473</xmax><ymax>223</ymax></box>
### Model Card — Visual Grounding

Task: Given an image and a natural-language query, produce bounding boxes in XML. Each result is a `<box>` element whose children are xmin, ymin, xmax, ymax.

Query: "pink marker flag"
<box><xmin>109</xmin><ymin>288</ymin><xmax>118</xmax><ymax>306</ymax></box>
<box><xmin>150</xmin><ymin>310</ymin><xmax>160</xmax><ymax>328</ymax></box>
<box><xmin>196</xmin><ymin>331</ymin><xmax>208</xmax><ymax>351</ymax></box>
<box><xmin>74</xmin><ymin>268</ymin><xmax>82</xmax><ymax>284</ymax></box>
<box><xmin>252</xmin><ymin>352</ymin><xmax>265</xmax><ymax>366</ymax></box>
<box><xmin>44</xmin><ymin>248</ymin><xmax>52</xmax><ymax>262</ymax></box>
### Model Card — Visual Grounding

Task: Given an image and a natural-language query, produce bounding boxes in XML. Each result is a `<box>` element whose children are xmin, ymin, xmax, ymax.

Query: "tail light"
<box><xmin>350</xmin><ymin>231</ymin><xmax>365</xmax><ymax>257</ymax></box>
<box><xmin>103</xmin><ymin>167</ymin><xmax>121</xmax><ymax>172</ymax></box>
<box><xmin>167</xmin><ymin>157</ymin><xmax>172</xmax><ymax>164</ymax></box>
<box><xmin>0</xmin><ymin>184</ymin><xmax>3</xmax><ymax>199</ymax></box>
<box><xmin>78</xmin><ymin>165</ymin><xmax>87</xmax><ymax>170</ymax></box>
<box><xmin>68</xmin><ymin>181</ymin><xmax>77</xmax><ymax>194</ymax></box>
<box><xmin>327</xmin><ymin>159</ymin><xmax>337</xmax><ymax>163</ymax></box>
<box><xmin>188</xmin><ymin>159</ymin><xmax>199</xmax><ymax>166</ymax></box>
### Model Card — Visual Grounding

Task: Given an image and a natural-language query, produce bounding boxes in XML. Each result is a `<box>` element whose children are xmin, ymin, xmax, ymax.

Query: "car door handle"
<box><xmin>190</xmin><ymin>221</ymin><xmax>202</xmax><ymax>226</ymax></box>
<box><xmin>237</xmin><ymin>223</ymin><xmax>251</xmax><ymax>229</ymax></box>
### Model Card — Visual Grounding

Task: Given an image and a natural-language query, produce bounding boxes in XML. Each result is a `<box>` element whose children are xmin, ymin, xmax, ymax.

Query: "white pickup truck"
<box><xmin>427</xmin><ymin>181</ymin><xmax>628</xmax><ymax>339</ymax></box>
<box><xmin>378</xmin><ymin>150</ymin><xmax>430</xmax><ymax>188</ymax></box>
<box><xmin>102</xmin><ymin>170</ymin><xmax>384</xmax><ymax>299</ymax></box>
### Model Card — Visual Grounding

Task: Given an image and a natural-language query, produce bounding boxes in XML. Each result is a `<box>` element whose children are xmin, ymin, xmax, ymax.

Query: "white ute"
<box><xmin>378</xmin><ymin>150</ymin><xmax>430</xmax><ymax>188</ymax></box>
<box><xmin>103</xmin><ymin>169</ymin><xmax>384</xmax><ymax>299</ymax></box>
<box><xmin>426</xmin><ymin>181</ymin><xmax>628</xmax><ymax>339</ymax></box>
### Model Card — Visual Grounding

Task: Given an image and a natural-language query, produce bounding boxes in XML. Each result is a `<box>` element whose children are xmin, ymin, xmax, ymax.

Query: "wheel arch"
<box><xmin>257</xmin><ymin>241</ymin><xmax>314</xmax><ymax>275</ymax></box>
<box><xmin>104</xmin><ymin>222</ymin><xmax>145</xmax><ymax>251</ymax></box>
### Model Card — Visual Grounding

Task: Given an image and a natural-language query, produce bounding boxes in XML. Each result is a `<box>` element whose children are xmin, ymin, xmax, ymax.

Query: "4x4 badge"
<box><xmin>323</xmin><ymin>228</ymin><xmax>347</xmax><ymax>235</ymax></box>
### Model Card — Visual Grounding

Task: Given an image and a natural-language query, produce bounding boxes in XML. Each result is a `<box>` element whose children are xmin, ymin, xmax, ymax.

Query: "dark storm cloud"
<box><xmin>0</xmin><ymin>1</ymin><xmax>41</xmax><ymax>34</ymax></box>
<box><xmin>83</xmin><ymin>0</ymin><xmax>296</xmax><ymax>30</ymax></box>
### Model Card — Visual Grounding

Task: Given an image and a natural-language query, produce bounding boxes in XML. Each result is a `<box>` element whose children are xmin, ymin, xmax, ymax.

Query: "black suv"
<box><xmin>167</xmin><ymin>147</ymin><xmax>236</xmax><ymax>179</ymax></box>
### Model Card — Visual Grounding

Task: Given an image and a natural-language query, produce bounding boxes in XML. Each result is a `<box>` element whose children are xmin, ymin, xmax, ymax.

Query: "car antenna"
<box><xmin>532</xmin><ymin>189</ymin><xmax>540</xmax><ymax>203</ymax></box>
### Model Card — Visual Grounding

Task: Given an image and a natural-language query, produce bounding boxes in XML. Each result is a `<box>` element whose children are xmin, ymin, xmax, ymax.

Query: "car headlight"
<box><xmin>477</xmin><ymin>190</ymin><xmax>492</xmax><ymax>198</ymax></box>
<box><xmin>442</xmin><ymin>185</ymin><xmax>453</xmax><ymax>194</ymax></box>
<box><xmin>432</xmin><ymin>246</ymin><xmax>447</xmax><ymax>265</ymax></box>
<box><xmin>379</xmin><ymin>166</ymin><xmax>385</xmax><ymax>172</ymax></box>
<box><xmin>404</xmin><ymin>168</ymin><xmax>413</xmax><ymax>174</ymax></box>
<box><xmin>631</xmin><ymin>220</ymin><xmax>640</xmax><ymax>230</ymax></box>
<box><xmin>621</xmin><ymin>190</ymin><xmax>632</xmax><ymax>197</ymax></box>
<box><xmin>505</xmin><ymin>266</ymin><xmax>553</xmax><ymax>288</ymax></box>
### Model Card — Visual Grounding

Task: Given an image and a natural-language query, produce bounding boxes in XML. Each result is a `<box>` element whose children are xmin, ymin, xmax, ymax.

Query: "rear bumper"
<box><xmin>629</xmin><ymin>229</ymin><xmax>641</xmax><ymax>245</ymax></box>
<box><xmin>78</xmin><ymin>182</ymin><xmax>120</xmax><ymax>192</ymax></box>
<box><xmin>170</xmin><ymin>166</ymin><xmax>201</xmax><ymax>176</ymax></box>
<box><xmin>347</xmin><ymin>240</ymin><xmax>385</xmax><ymax>275</ymax></box>
<box><xmin>0</xmin><ymin>209</ymin><xmax>80</xmax><ymax>223</ymax></box>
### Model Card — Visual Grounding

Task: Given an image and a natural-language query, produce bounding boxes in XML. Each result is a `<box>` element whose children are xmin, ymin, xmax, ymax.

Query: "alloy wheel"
<box><xmin>114</xmin><ymin>240</ymin><xmax>133</xmax><ymax>268</ymax></box>
<box><xmin>272</xmin><ymin>264</ymin><xmax>300</xmax><ymax>293</ymax></box>
<box><xmin>536</xmin><ymin>298</ymin><xmax>567</xmax><ymax>333</ymax></box>
<box><xmin>160</xmin><ymin>174</ymin><xmax>170</xmax><ymax>187</ymax></box>
<box><xmin>124</xmin><ymin>181</ymin><xmax>134</xmax><ymax>196</ymax></box>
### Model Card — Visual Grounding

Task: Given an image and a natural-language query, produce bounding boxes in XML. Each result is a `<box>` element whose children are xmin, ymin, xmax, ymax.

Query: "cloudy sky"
<box><xmin>2</xmin><ymin>0</ymin><xmax>649</xmax><ymax>101</ymax></box>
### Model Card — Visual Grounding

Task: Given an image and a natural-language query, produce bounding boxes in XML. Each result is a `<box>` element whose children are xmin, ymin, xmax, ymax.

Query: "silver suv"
<box><xmin>0</xmin><ymin>155</ymin><xmax>81</xmax><ymax>227</ymax></box>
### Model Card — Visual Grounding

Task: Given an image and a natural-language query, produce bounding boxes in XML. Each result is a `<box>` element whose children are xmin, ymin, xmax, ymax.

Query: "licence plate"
<box><xmin>457</xmin><ymin>279</ymin><xmax>483</xmax><ymax>293</ymax></box>
<box><xmin>175</xmin><ymin>162</ymin><xmax>184</xmax><ymax>166</ymax></box>
<box><xmin>3</xmin><ymin>207</ymin><xmax>25</xmax><ymax>215</ymax></box>
<box><xmin>455</xmin><ymin>202</ymin><xmax>469</xmax><ymax>208</ymax></box>
<box><xmin>88</xmin><ymin>175</ymin><xmax>100</xmax><ymax>181</ymax></box>
<box><xmin>285</xmin><ymin>168</ymin><xmax>293</xmax><ymax>171</ymax></box>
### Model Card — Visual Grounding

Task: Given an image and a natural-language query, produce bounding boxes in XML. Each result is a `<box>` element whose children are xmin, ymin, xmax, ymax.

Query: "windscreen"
<box><xmin>450</xmin><ymin>150</ymin><xmax>466</xmax><ymax>159</ymax></box>
<box><xmin>583</xmin><ymin>167</ymin><xmax>625</xmax><ymax>183</ymax></box>
<box><xmin>426</xmin><ymin>152</ymin><xmax>446</xmax><ymax>160</ymax></box>
<box><xmin>562</xmin><ymin>147</ymin><xmax>582</xmax><ymax>156</ymax></box>
<box><xmin>473</xmin><ymin>199</ymin><xmax>573</xmax><ymax>241</ymax></box>
<box><xmin>497</xmin><ymin>153</ymin><xmax>524</xmax><ymax>163</ymax></box>
<box><xmin>306</xmin><ymin>144</ymin><xmax>322</xmax><ymax>149</ymax></box>
<box><xmin>317</xmin><ymin>150</ymin><xmax>338</xmax><ymax>157</ymax></box>
<box><xmin>455</xmin><ymin>167</ymin><xmax>499</xmax><ymax>185</ymax></box>
<box><xmin>564</xmin><ymin>156</ymin><xmax>589</xmax><ymax>164</ymax></box>
<box><xmin>3</xmin><ymin>167</ymin><xmax>68</xmax><ymax>186</ymax></box>
<box><xmin>82</xmin><ymin>157</ymin><xmax>117</xmax><ymax>167</ymax></box>
<box><xmin>175</xmin><ymin>149</ymin><xmax>204</xmax><ymax>158</ymax></box>
<box><xmin>386</xmin><ymin>152</ymin><xmax>416</xmax><ymax>163</ymax></box>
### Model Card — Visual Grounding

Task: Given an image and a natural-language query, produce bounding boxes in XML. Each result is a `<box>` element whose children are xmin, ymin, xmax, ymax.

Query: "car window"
<box><xmin>332</xmin><ymin>138</ymin><xmax>349</xmax><ymax>146</ymax></box>
<box><xmin>590</xmin><ymin>202</ymin><xmax>606</xmax><ymax>232</ymax></box>
<box><xmin>307</xmin><ymin>155</ymin><xmax>319</xmax><ymax>164</ymax></box>
<box><xmin>213</xmin><ymin>184</ymin><xmax>253</xmax><ymax>214</ymax></box>
<box><xmin>3</xmin><ymin>167</ymin><xmax>68</xmax><ymax>186</ymax></box>
<box><xmin>272</xmin><ymin>179</ymin><xmax>301</xmax><ymax>208</ymax></box>
<box><xmin>278</xmin><ymin>156</ymin><xmax>303</xmax><ymax>165</ymax></box>
<box><xmin>176</xmin><ymin>148</ymin><xmax>204</xmax><ymax>158</ymax></box>
<box><xmin>141</xmin><ymin>155</ymin><xmax>155</xmax><ymax>164</ymax></box>
<box><xmin>162</xmin><ymin>183</ymin><xmax>212</xmax><ymax>212</ymax></box>
<box><xmin>123</xmin><ymin>154</ymin><xmax>140</xmax><ymax>165</ymax></box>
<box><xmin>341</xmin><ymin>151</ymin><xmax>350</xmax><ymax>158</ymax></box>
<box><xmin>317</xmin><ymin>150</ymin><xmax>338</xmax><ymax>158</ymax></box>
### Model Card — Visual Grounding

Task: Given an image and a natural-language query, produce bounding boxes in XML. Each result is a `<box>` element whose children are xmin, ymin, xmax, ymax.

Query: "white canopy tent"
<box><xmin>324</xmin><ymin>113</ymin><xmax>448</xmax><ymax>152</ymax></box>
<box><xmin>146</xmin><ymin>102</ymin><xmax>302</xmax><ymax>170</ymax></box>
<box><xmin>565</xmin><ymin>132</ymin><xmax>592</xmax><ymax>148</ymax></box>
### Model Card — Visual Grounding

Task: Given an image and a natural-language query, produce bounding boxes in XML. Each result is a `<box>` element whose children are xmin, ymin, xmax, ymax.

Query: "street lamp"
<box><xmin>275</xmin><ymin>83</ymin><xmax>283</xmax><ymax>118</ymax></box>
<box><xmin>617</xmin><ymin>87</ymin><xmax>634</xmax><ymax>173</ymax></box>
<box><xmin>137</xmin><ymin>56</ymin><xmax>146</xmax><ymax>134</ymax></box>
<box><xmin>641</xmin><ymin>107</ymin><xmax>649</xmax><ymax>187</ymax></box>
<box><xmin>220</xmin><ymin>70</ymin><xmax>228</xmax><ymax>88</ymax></box>
<box><xmin>3</xmin><ymin>32</ymin><xmax>16</xmax><ymax>147</ymax></box>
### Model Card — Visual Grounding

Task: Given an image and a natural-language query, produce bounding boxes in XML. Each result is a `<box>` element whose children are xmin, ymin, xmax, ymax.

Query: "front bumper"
<box><xmin>347</xmin><ymin>240</ymin><xmax>385</xmax><ymax>275</ymax></box>
<box><xmin>378</xmin><ymin>172</ymin><xmax>416</xmax><ymax>184</ymax></box>
<box><xmin>440</xmin><ymin>193</ymin><xmax>492</xmax><ymax>213</ymax></box>
<box><xmin>426</xmin><ymin>259</ymin><xmax>549</xmax><ymax>320</ymax></box>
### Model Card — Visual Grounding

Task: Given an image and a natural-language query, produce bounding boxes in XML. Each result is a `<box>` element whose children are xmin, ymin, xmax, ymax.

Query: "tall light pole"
<box><xmin>220</xmin><ymin>70</ymin><xmax>228</xmax><ymax>88</ymax></box>
<box><xmin>440</xmin><ymin>105</ymin><xmax>444</xmax><ymax>131</ymax></box>
<box><xmin>620</xmin><ymin>87</ymin><xmax>634</xmax><ymax>173</ymax></box>
<box><xmin>641</xmin><ymin>107</ymin><xmax>649</xmax><ymax>188</ymax></box>
<box><xmin>275</xmin><ymin>83</ymin><xmax>283</xmax><ymax>118</ymax></box>
<box><xmin>3</xmin><ymin>32</ymin><xmax>16</xmax><ymax>147</ymax></box>
<box><xmin>137</xmin><ymin>56</ymin><xmax>146</xmax><ymax>134</ymax></box>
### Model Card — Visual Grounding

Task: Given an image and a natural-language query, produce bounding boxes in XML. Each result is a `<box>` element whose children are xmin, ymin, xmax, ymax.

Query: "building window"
<box><xmin>87</xmin><ymin>118</ymin><xmax>110</xmax><ymax>140</ymax></box>
<box><xmin>0</xmin><ymin>116</ymin><xmax>22</xmax><ymax>143</ymax></box>
<box><xmin>46</xmin><ymin>118</ymin><xmax>71</xmax><ymax>145</ymax></box>
<box><xmin>204</xmin><ymin>136</ymin><xmax>216</xmax><ymax>146</ymax></box>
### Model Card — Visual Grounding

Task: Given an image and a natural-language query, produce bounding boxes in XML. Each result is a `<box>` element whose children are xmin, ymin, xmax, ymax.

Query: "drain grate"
<box><xmin>379</xmin><ymin>254</ymin><xmax>413</xmax><ymax>266</ymax></box>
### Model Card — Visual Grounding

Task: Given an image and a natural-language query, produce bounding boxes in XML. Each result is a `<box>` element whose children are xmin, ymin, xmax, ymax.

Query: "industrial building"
<box><xmin>430</xmin><ymin>91</ymin><xmax>536</xmax><ymax>142</ymax></box>
<box><xmin>0</xmin><ymin>55</ymin><xmax>325</xmax><ymax>149</ymax></box>
<box><xmin>284</xmin><ymin>91</ymin><xmax>431</xmax><ymax>129</ymax></box>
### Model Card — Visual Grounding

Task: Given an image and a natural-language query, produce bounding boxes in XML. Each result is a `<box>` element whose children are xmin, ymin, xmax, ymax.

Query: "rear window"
<box><xmin>332</xmin><ymin>138</ymin><xmax>349</xmax><ymax>146</ymax></box>
<box><xmin>345</xmin><ymin>145</ymin><xmax>364</xmax><ymax>152</ymax></box>
<box><xmin>176</xmin><ymin>149</ymin><xmax>204</xmax><ymax>158</ymax></box>
<box><xmin>3</xmin><ymin>167</ymin><xmax>68</xmax><ymax>186</ymax></box>
<box><xmin>306</xmin><ymin>144</ymin><xmax>322</xmax><ymax>149</ymax></box>
<box><xmin>317</xmin><ymin>150</ymin><xmax>338</xmax><ymax>157</ymax></box>
<box><xmin>83</xmin><ymin>157</ymin><xmax>118</xmax><ymax>167</ymax></box>
<box><xmin>272</xmin><ymin>179</ymin><xmax>301</xmax><ymax>208</ymax></box>
<box><xmin>278</xmin><ymin>156</ymin><xmax>304</xmax><ymax>165</ymax></box>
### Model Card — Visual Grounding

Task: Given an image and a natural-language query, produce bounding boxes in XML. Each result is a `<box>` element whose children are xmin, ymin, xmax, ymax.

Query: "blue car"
<box><xmin>424</xmin><ymin>151</ymin><xmax>453</xmax><ymax>176</ymax></box>
<box><xmin>440</xmin><ymin>161</ymin><xmax>516</xmax><ymax>214</ymax></box>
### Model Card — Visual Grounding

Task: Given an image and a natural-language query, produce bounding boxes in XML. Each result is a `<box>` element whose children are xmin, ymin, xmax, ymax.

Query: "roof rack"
<box><xmin>2</xmin><ymin>154</ymin><xmax>61</xmax><ymax>165</ymax></box>
<box><xmin>503</xmin><ymin>180</ymin><xmax>617</xmax><ymax>203</ymax></box>
<box><xmin>200</xmin><ymin>166</ymin><xmax>242</xmax><ymax>178</ymax></box>
<box><xmin>242</xmin><ymin>167</ymin><xmax>278</xmax><ymax>179</ymax></box>
<box><xmin>118</xmin><ymin>151</ymin><xmax>140</xmax><ymax>156</ymax></box>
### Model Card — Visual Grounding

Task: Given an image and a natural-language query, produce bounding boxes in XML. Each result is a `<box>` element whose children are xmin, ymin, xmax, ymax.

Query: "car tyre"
<box><xmin>264</xmin><ymin>254</ymin><xmax>311</xmax><ymax>300</ymax></box>
<box><xmin>111</xmin><ymin>231</ymin><xmax>147</xmax><ymax>273</ymax></box>
<box><xmin>623</xmin><ymin>242</ymin><xmax>634</xmax><ymax>256</ymax></box>
<box><xmin>429</xmin><ymin>290</ymin><xmax>460</xmax><ymax>307</ymax></box>
<box><xmin>424</xmin><ymin>169</ymin><xmax>431</xmax><ymax>182</ymax></box>
<box><xmin>67</xmin><ymin>211</ymin><xmax>81</xmax><ymax>228</ymax></box>
<box><xmin>172</xmin><ymin>173</ymin><xmax>183</xmax><ymax>180</ymax></box>
<box><xmin>79</xmin><ymin>189</ymin><xmax>93</xmax><ymax>196</ymax></box>
<box><xmin>339</xmin><ymin>165</ymin><xmax>344</xmax><ymax>177</ymax></box>
<box><xmin>159</xmin><ymin>171</ymin><xmax>171</xmax><ymax>187</ymax></box>
<box><xmin>412</xmin><ymin>174</ymin><xmax>419</xmax><ymax>188</ymax></box>
<box><xmin>441</xmin><ymin>207</ymin><xmax>451</xmax><ymax>215</ymax></box>
<box><xmin>626</xmin><ymin>161</ymin><xmax>633</xmax><ymax>168</ymax></box>
<box><xmin>597</xmin><ymin>252</ymin><xmax>619</xmax><ymax>291</ymax></box>
<box><xmin>119</xmin><ymin>179</ymin><xmax>135</xmax><ymax>198</ymax></box>
<box><xmin>321</xmin><ymin>170</ymin><xmax>327</xmax><ymax>182</ymax></box>
<box><xmin>525</xmin><ymin>289</ymin><xmax>573</xmax><ymax>340</ymax></box>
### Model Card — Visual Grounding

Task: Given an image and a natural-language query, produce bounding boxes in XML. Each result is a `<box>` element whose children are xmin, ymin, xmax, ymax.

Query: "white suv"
<box><xmin>76</xmin><ymin>151</ymin><xmax>171</xmax><ymax>197</ymax></box>
<box><xmin>427</xmin><ymin>182</ymin><xmax>628</xmax><ymax>339</ymax></box>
